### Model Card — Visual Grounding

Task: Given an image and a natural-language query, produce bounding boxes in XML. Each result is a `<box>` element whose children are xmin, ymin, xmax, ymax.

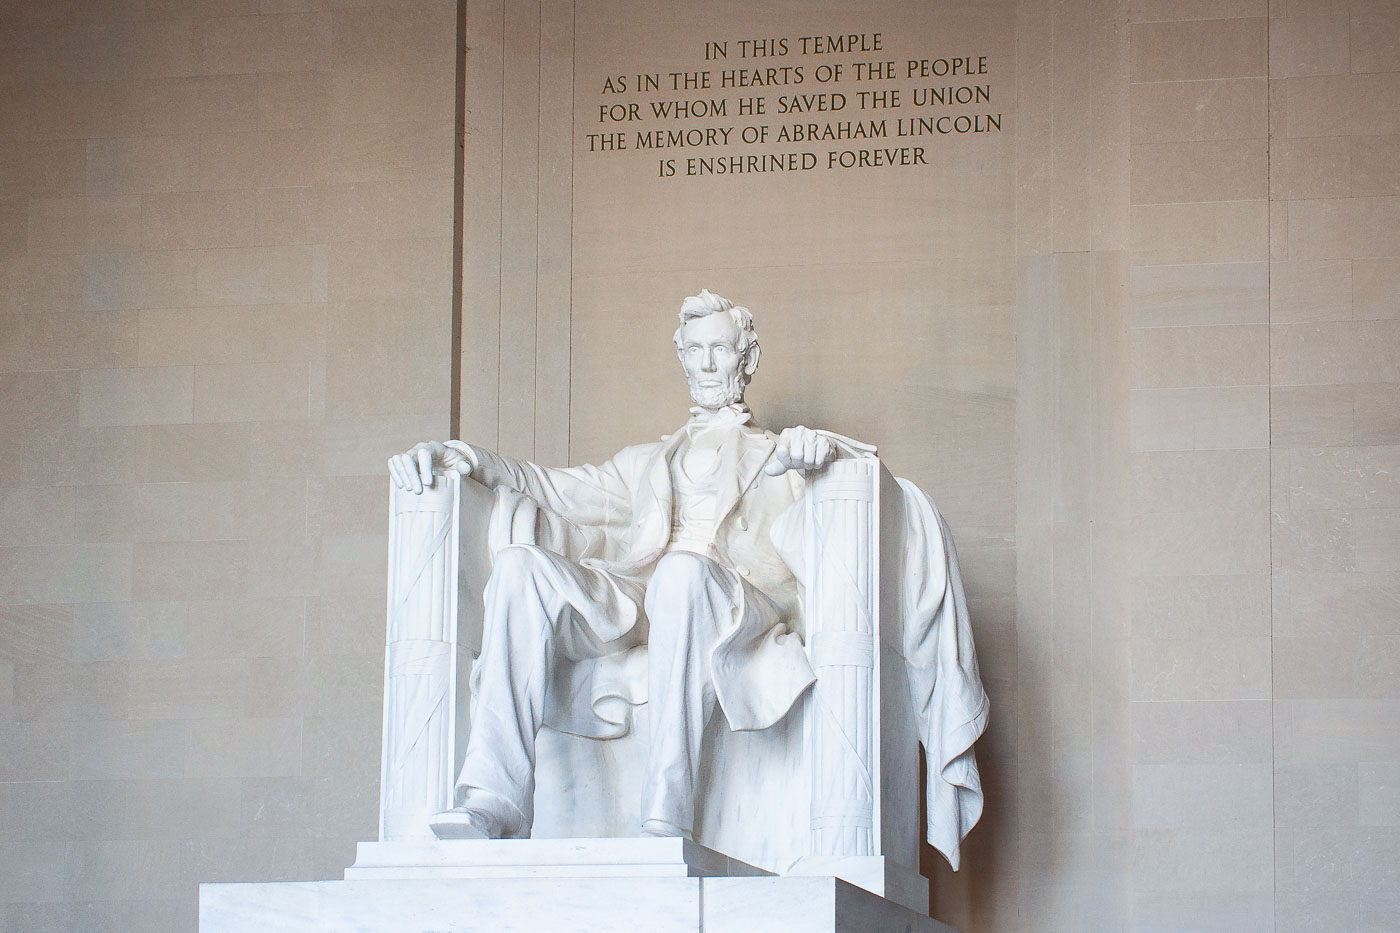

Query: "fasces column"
<box><xmin>803</xmin><ymin>459</ymin><xmax>879</xmax><ymax>857</ymax></box>
<box><xmin>379</xmin><ymin>473</ymin><xmax>461</xmax><ymax>841</ymax></box>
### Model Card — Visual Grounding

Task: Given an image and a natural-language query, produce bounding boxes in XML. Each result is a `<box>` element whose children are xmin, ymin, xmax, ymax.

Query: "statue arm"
<box><xmin>442</xmin><ymin>440</ymin><xmax>633</xmax><ymax>529</ymax></box>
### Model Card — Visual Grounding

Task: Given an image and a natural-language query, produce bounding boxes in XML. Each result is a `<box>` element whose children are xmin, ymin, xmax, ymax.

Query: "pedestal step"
<box><xmin>345</xmin><ymin>838</ymin><xmax>926</xmax><ymax>914</ymax></box>
<box><xmin>345</xmin><ymin>837</ymin><xmax>770</xmax><ymax>880</ymax></box>
<box><xmin>199</xmin><ymin>874</ymin><xmax>958</xmax><ymax>933</ymax></box>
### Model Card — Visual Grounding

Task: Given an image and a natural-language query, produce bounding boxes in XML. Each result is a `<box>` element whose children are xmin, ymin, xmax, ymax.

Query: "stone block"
<box><xmin>1132</xmin><ymin>139</ymin><xmax>1268</xmax><ymax>203</ymax></box>
<box><xmin>1271</xmin><ymin>259</ymin><xmax>1351</xmax><ymax>322</ymax></box>
<box><xmin>1275</xmin><ymin>698</ymin><xmax>1400</xmax><ymax>763</ymax></box>
<box><xmin>1351</xmin><ymin>1</ymin><xmax>1400</xmax><ymax>74</ymax></box>
<box><xmin>195</xmin><ymin>245</ymin><xmax>319</xmax><ymax>306</ymax></box>
<box><xmin>1271</xmin><ymin>136</ymin><xmax>1351</xmax><ymax>200</ymax></box>
<box><xmin>1274</xmin><ymin>72</ymin><xmax>1400</xmax><ymax>139</ymax></box>
<box><xmin>1132</xmin><ymin>762</ymin><xmax>1273</xmax><ymax>828</ymax></box>
<box><xmin>68</xmin><ymin>719</ymin><xmax>184</xmax><ymax>781</ymax></box>
<box><xmin>1131</xmin><ymin>200</ymin><xmax>1268</xmax><ymax>265</ymax></box>
<box><xmin>1130</xmin><ymin>261</ymin><xmax>1268</xmax><ymax>326</ymax></box>
<box><xmin>1130</xmin><ymin>323</ymin><xmax>1267</xmax><ymax>388</ymax></box>
<box><xmin>1352</xmin><ymin>255</ymin><xmax>1400</xmax><ymax>319</ymax></box>
<box><xmin>1131</xmin><ymin>448</ymin><xmax>1269</xmax><ymax>514</ymax></box>
<box><xmin>1131</xmin><ymin>699</ymin><xmax>1272</xmax><ymax>764</ymax></box>
<box><xmin>1130</xmin><ymin>385</ymin><xmax>1269</xmax><ymax>450</ymax></box>
<box><xmin>1130</xmin><ymin>18</ymin><xmax>1267</xmax><ymax>83</ymax></box>
<box><xmin>1268</xmin><ymin>15</ymin><xmax>1350</xmax><ymax>77</ymax></box>
<box><xmin>199</xmin><ymin>11</ymin><xmax>330</xmax><ymax>76</ymax></box>
<box><xmin>86</xmin><ymin>134</ymin><xmax>201</xmax><ymax>196</ymax></box>
<box><xmin>1130</xmin><ymin>637</ymin><xmax>1271</xmax><ymax>700</ymax></box>
<box><xmin>193</xmin><ymin>362</ymin><xmax>311</xmax><ymax>423</ymax></box>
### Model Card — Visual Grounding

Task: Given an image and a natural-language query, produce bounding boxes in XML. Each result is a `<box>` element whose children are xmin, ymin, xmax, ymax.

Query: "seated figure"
<box><xmin>389</xmin><ymin>290</ymin><xmax>988</xmax><ymax>869</ymax></box>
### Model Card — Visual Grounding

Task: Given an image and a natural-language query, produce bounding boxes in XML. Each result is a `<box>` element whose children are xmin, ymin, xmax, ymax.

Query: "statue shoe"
<box><xmin>640</xmin><ymin>818</ymin><xmax>692</xmax><ymax>840</ymax></box>
<box><xmin>429</xmin><ymin>806</ymin><xmax>503</xmax><ymax>840</ymax></box>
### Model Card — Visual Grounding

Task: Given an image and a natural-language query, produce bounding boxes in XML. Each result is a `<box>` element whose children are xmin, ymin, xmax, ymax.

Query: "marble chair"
<box><xmin>372</xmin><ymin>455</ymin><xmax>930</xmax><ymax>911</ymax></box>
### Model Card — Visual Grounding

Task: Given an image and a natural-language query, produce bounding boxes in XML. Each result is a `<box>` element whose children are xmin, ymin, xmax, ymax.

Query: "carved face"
<box><xmin>677</xmin><ymin>311</ymin><xmax>752</xmax><ymax>410</ymax></box>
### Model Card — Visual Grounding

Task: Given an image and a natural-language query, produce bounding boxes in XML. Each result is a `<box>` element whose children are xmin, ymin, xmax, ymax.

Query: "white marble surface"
<box><xmin>200</xmin><ymin>874</ymin><xmax>958</xmax><ymax>933</ymax></box>
<box><xmin>346</xmin><ymin>836</ymin><xmax>769</xmax><ymax>880</ymax></box>
<box><xmin>789</xmin><ymin>854</ymin><xmax>929</xmax><ymax>915</ymax></box>
<box><xmin>704</xmin><ymin>877</ymin><xmax>958</xmax><ymax>933</ymax></box>
<box><xmin>201</xmin><ymin>877</ymin><xmax>700</xmax><ymax>933</ymax></box>
<box><xmin>377</xmin><ymin>291</ymin><xmax>988</xmax><ymax>902</ymax></box>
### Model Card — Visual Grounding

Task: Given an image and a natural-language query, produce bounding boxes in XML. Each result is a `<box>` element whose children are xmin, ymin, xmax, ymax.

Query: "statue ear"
<box><xmin>743</xmin><ymin>342</ymin><xmax>761</xmax><ymax>377</ymax></box>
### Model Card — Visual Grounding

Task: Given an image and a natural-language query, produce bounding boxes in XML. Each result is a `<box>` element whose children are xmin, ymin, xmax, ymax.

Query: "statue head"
<box><xmin>673</xmin><ymin>289</ymin><xmax>761</xmax><ymax>411</ymax></box>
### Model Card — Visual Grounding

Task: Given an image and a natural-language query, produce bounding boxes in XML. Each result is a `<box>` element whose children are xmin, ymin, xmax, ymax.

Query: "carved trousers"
<box><xmin>454</xmin><ymin>544</ymin><xmax>761</xmax><ymax>837</ymax></box>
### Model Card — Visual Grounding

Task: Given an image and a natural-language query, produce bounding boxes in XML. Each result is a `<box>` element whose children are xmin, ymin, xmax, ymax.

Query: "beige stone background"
<box><xmin>0</xmin><ymin>0</ymin><xmax>1397</xmax><ymax>931</ymax></box>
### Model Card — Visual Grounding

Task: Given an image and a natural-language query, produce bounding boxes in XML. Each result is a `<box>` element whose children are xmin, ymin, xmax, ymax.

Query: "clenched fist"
<box><xmin>764</xmin><ymin>425</ymin><xmax>836</xmax><ymax>476</ymax></box>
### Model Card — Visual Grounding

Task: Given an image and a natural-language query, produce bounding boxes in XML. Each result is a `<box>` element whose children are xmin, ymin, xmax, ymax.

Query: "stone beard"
<box><xmin>685</xmin><ymin>367</ymin><xmax>745</xmax><ymax>410</ymax></box>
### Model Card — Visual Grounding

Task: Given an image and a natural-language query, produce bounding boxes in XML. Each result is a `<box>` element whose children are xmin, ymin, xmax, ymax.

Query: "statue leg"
<box><xmin>640</xmin><ymin>550</ymin><xmax>735</xmax><ymax>838</ymax></box>
<box><xmin>441</xmin><ymin>544</ymin><xmax>643</xmax><ymax>839</ymax></box>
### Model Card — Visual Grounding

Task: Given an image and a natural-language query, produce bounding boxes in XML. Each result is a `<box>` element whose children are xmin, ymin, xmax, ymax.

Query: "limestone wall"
<box><xmin>0</xmin><ymin>1</ymin><xmax>1396</xmax><ymax>931</ymax></box>
<box><xmin>0</xmin><ymin>2</ymin><xmax>458</xmax><ymax>929</ymax></box>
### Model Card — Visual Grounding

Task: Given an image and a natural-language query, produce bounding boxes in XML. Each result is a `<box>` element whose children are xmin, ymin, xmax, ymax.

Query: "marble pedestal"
<box><xmin>198</xmin><ymin>839</ymin><xmax>957</xmax><ymax>933</ymax></box>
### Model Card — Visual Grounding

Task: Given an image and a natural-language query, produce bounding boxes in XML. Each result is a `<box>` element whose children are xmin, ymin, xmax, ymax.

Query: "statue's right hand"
<box><xmin>387</xmin><ymin>440</ymin><xmax>471</xmax><ymax>494</ymax></box>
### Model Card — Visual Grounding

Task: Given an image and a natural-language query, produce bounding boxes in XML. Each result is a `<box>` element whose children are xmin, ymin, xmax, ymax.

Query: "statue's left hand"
<box><xmin>765</xmin><ymin>426</ymin><xmax>836</xmax><ymax>476</ymax></box>
<box><xmin>388</xmin><ymin>440</ymin><xmax>472</xmax><ymax>494</ymax></box>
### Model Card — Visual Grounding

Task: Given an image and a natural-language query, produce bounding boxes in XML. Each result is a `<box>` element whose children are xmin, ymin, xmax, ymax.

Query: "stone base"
<box><xmin>200</xmin><ymin>875</ymin><xmax>956</xmax><ymax>933</ymax></box>
<box><xmin>345</xmin><ymin>837</ymin><xmax>770</xmax><ymax>880</ymax></box>
<box><xmin>789</xmin><ymin>854</ymin><xmax>930</xmax><ymax>915</ymax></box>
<box><xmin>199</xmin><ymin>838</ymin><xmax>956</xmax><ymax>932</ymax></box>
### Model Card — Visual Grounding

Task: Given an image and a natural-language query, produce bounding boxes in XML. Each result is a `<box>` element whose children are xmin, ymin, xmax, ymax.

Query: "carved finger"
<box><xmin>390</xmin><ymin>455</ymin><xmax>412</xmax><ymax>490</ymax></box>
<box><xmin>787</xmin><ymin>426</ymin><xmax>804</xmax><ymax>454</ymax></box>
<box><xmin>765</xmin><ymin>438</ymin><xmax>793</xmax><ymax>476</ymax></box>
<box><xmin>416</xmin><ymin>447</ymin><xmax>433</xmax><ymax>492</ymax></box>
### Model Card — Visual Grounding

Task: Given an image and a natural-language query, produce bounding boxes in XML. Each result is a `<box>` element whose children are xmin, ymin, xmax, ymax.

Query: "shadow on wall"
<box><xmin>922</xmin><ymin>721</ymin><xmax>1014</xmax><ymax>929</ymax></box>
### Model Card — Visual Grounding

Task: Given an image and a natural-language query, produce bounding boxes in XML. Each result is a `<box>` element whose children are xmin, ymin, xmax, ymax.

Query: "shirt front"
<box><xmin>667</xmin><ymin>403</ymin><xmax>752</xmax><ymax>554</ymax></box>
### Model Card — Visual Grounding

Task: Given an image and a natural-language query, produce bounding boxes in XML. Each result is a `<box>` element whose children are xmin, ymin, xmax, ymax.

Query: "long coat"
<box><xmin>446</xmin><ymin>417</ymin><xmax>817</xmax><ymax>736</ymax></box>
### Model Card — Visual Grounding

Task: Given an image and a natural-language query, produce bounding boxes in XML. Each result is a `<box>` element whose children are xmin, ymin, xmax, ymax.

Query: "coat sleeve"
<box><xmin>444</xmin><ymin>440</ymin><xmax>634</xmax><ymax>531</ymax></box>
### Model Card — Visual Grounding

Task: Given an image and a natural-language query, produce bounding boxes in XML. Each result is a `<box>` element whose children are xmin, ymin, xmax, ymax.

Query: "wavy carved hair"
<box><xmin>672</xmin><ymin>289</ymin><xmax>761</xmax><ymax>377</ymax></box>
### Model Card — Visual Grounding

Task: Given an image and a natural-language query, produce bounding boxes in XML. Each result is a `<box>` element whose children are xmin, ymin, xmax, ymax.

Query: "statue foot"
<box><xmin>429</xmin><ymin>806</ymin><xmax>503</xmax><ymax>840</ymax></box>
<box><xmin>639</xmin><ymin>818</ymin><xmax>691</xmax><ymax>840</ymax></box>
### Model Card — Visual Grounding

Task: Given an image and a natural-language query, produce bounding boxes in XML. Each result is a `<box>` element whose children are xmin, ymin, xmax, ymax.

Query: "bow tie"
<box><xmin>687</xmin><ymin>403</ymin><xmax>753</xmax><ymax>429</ymax></box>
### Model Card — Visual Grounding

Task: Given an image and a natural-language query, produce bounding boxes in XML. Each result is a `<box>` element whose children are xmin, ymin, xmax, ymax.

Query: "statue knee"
<box><xmin>490</xmin><ymin>544</ymin><xmax>549</xmax><ymax>581</ymax></box>
<box><xmin>485</xmin><ymin>545</ymin><xmax>555</xmax><ymax>615</ymax></box>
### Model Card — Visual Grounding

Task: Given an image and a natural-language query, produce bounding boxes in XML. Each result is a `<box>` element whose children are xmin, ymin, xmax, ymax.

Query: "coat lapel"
<box><xmin>628</xmin><ymin>418</ymin><xmax>773</xmax><ymax>563</ymax></box>
<box><xmin>714</xmin><ymin>427</ymin><xmax>775</xmax><ymax>524</ymax></box>
<box><xmin>631</xmin><ymin>429</ymin><xmax>687</xmax><ymax>553</ymax></box>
